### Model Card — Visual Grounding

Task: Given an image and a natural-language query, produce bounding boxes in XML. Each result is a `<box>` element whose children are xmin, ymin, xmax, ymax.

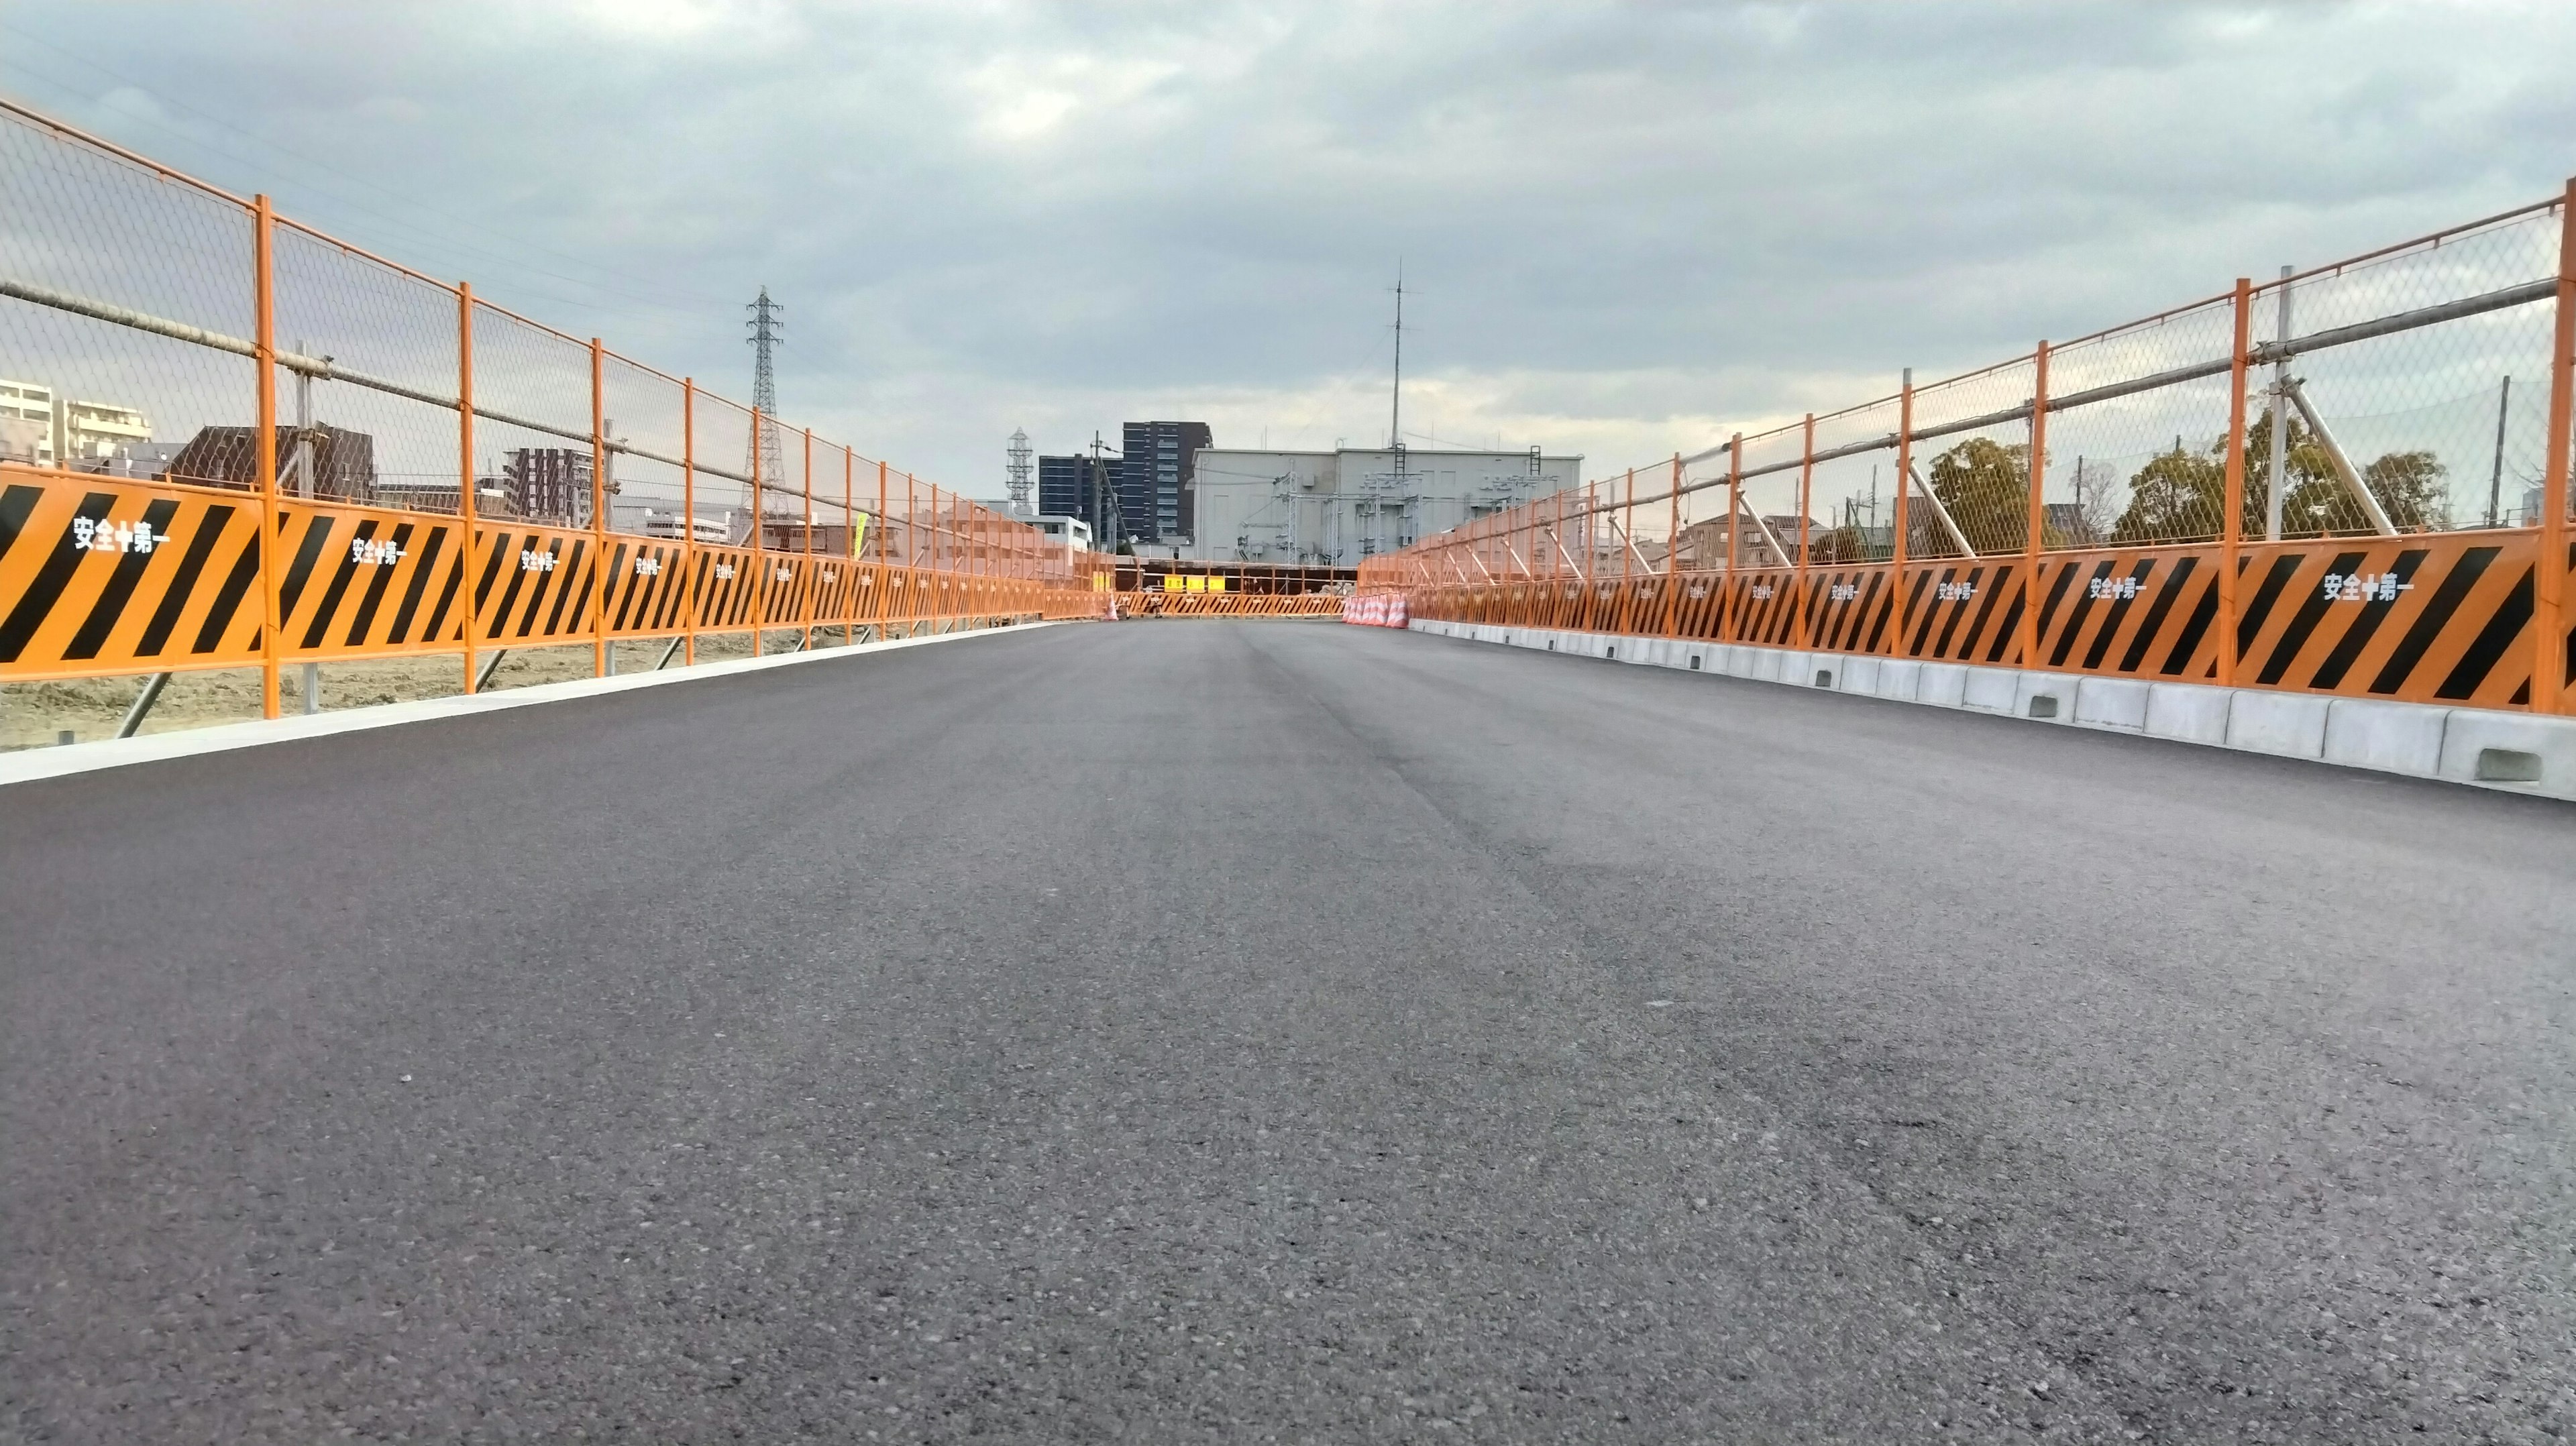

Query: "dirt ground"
<box><xmin>0</xmin><ymin>624</ymin><xmax>927</xmax><ymax>752</ymax></box>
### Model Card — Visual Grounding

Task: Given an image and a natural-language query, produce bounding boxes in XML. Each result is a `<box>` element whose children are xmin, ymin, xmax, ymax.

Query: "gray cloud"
<box><xmin>5</xmin><ymin>0</ymin><xmax>2569</xmax><ymax>491</ymax></box>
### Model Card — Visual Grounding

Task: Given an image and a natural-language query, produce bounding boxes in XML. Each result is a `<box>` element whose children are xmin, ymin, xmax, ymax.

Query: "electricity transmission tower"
<box><xmin>1007</xmin><ymin>428</ymin><xmax>1033</xmax><ymax>514</ymax></box>
<box><xmin>746</xmin><ymin>287</ymin><xmax>786</xmax><ymax>514</ymax></box>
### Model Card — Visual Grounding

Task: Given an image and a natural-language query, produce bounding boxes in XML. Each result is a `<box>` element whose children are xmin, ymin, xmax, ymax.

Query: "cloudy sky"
<box><xmin>4</xmin><ymin>1</ymin><xmax>2571</xmax><ymax>495</ymax></box>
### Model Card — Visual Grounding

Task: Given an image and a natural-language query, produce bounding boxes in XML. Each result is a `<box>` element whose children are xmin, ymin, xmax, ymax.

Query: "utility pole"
<box><xmin>1389</xmin><ymin>263</ymin><xmax>1404</xmax><ymax>450</ymax></box>
<box><xmin>1087</xmin><ymin>431</ymin><xmax>1125</xmax><ymax>551</ymax></box>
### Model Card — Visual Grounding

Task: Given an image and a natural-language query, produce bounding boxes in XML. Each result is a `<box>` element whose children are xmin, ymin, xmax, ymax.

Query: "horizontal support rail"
<box><xmin>5</xmin><ymin>275</ymin><xmax>789</xmax><ymax>494</ymax></box>
<box><xmin>1670</xmin><ymin>277</ymin><xmax>2554</xmax><ymax>497</ymax></box>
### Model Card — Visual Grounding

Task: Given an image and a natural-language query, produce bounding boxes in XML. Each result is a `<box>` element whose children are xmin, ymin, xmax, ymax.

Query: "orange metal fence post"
<box><xmin>459</xmin><ymin>280</ymin><xmax>480</xmax><ymax>695</ymax></box>
<box><xmin>2219</xmin><ymin>279</ymin><xmax>2253</xmax><ymax>687</ymax></box>
<box><xmin>749</xmin><ymin>405</ymin><xmax>765</xmax><ymax>657</ymax></box>
<box><xmin>1795</xmin><ymin>414</ymin><xmax>1815</xmax><ymax>651</ymax></box>
<box><xmin>1525</xmin><ymin>500</ymin><xmax>1546</xmax><ymax>618</ymax></box>
<box><xmin>1891</xmin><ymin>373</ymin><xmax>1913</xmax><ymax>658</ymax></box>
<box><xmin>1664</xmin><ymin>453</ymin><xmax>1682</xmax><ymax>637</ymax></box>
<box><xmin>1558</xmin><ymin>486</ymin><xmax>1573</xmax><ymax>627</ymax></box>
<box><xmin>252</xmin><ymin>194</ymin><xmax>282</xmax><ymax>719</ymax></box>
<box><xmin>682</xmin><ymin>379</ymin><xmax>698</xmax><ymax>666</ymax></box>
<box><xmin>590</xmin><ymin>338</ymin><xmax>608</xmax><ymax>677</ymax></box>
<box><xmin>843</xmin><ymin>444</ymin><xmax>855</xmax><ymax>646</ymax></box>
<box><xmin>2021</xmin><ymin>342</ymin><xmax>2049</xmax><ymax>668</ymax></box>
<box><xmin>2536</xmin><ymin>180</ymin><xmax>2575</xmax><ymax>714</ymax></box>
<box><xmin>1588</xmin><ymin>480</ymin><xmax>1600</xmax><ymax>588</ymax></box>
<box><xmin>1529</xmin><ymin>496</ymin><xmax>1540</xmax><ymax>587</ymax></box>
<box><xmin>1724</xmin><ymin>434</ymin><xmax>1742</xmax><ymax>644</ymax></box>
<box><xmin>876</xmin><ymin>458</ymin><xmax>889</xmax><ymax>636</ymax></box>
<box><xmin>1574</xmin><ymin>482</ymin><xmax>1587</xmax><ymax>614</ymax></box>
<box><xmin>1621</xmin><ymin>467</ymin><xmax>1635</xmax><ymax>632</ymax></box>
<box><xmin>1537</xmin><ymin>490</ymin><xmax>1551</xmax><ymax>610</ymax></box>
<box><xmin>802</xmin><ymin>426</ymin><xmax>816</xmax><ymax>653</ymax></box>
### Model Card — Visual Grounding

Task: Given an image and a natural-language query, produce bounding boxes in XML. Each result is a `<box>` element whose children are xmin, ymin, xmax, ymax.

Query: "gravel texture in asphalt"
<box><xmin>4</xmin><ymin>619</ymin><xmax>2571</xmax><ymax>1443</ymax></box>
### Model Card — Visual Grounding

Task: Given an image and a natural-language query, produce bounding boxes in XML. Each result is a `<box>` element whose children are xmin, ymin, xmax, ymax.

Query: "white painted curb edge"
<box><xmin>1</xmin><ymin>620</ymin><xmax>1063</xmax><ymax>788</ymax></box>
<box><xmin>1408</xmin><ymin>620</ymin><xmax>2576</xmax><ymax>803</ymax></box>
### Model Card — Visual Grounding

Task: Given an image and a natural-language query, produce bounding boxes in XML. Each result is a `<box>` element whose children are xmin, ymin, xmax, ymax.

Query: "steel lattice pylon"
<box><xmin>747</xmin><ymin>287</ymin><xmax>786</xmax><ymax>512</ymax></box>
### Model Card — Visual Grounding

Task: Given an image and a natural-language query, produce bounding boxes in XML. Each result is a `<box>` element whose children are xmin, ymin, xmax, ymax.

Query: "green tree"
<box><xmin>2241</xmin><ymin>406</ymin><xmax>2339</xmax><ymax>535</ymax></box>
<box><xmin>1807</xmin><ymin>523</ymin><xmax>1869</xmax><ymax>563</ymax></box>
<box><xmin>2361</xmin><ymin>450</ymin><xmax>2447</xmax><ymax>531</ymax></box>
<box><xmin>2111</xmin><ymin>440</ymin><xmax>2227</xmax><ymax>544</ymax></box>
<box><xmin>1925</xmin><ymin>438</ymin><xmax>2031</xmax><ymax>554</ymax></box>
<box><xmin>2251</xmin><ymin>409</ymin><xmax>2450</xmax><ymax>535</ymax></box>
<box><xmin>2110</xmin><ymin>410</ymin><xmax>2450</xmax><ymax>543</ymax></box>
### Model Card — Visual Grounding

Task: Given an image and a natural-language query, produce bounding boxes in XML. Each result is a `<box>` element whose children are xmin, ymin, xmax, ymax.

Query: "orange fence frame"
<box><xmin>0</xmin><ymin>101</ymin><xmax>1087</xmax><ymax>703</ymax></box>
<box><xmin>2540</xmin><ymin>180</ymin><xmax>2575</xmax><ymax>714</ymax></box>
<box><xmin>1360</xmin><ymin>186</ymin><xmax>2576</xmax><ymax>718</ymax></box>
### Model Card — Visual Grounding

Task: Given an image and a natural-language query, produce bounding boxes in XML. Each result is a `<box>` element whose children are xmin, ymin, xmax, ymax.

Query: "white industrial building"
<box><xmin>0</xmin><ymin>379</ymin><xmax>154</xmax><ymax>472</ymax></box>
<box><xmin>1183</xmin><ymin>446</ymin><xmax>1582</xmax><ymax>564</ymax></box>
<box><xmin>972</xmin><ymin>497</ymin><xmax>1095</xmax><ymax>560</ymax></box>
<box><xmin>0</xmin><ymin>379</ymin><xmax>54</xmax><ymax>467</ymax></box>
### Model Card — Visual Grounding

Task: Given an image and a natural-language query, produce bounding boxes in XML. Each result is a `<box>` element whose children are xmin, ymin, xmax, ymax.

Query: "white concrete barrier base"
<box><xmin>1409</xmin><ymin>620</ymin><xmax>2575</xmax><ymax>803</ymax></box>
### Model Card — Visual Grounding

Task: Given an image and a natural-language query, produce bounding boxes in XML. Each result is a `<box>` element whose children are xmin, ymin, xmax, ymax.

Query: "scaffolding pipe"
<box><xmin>1903</xmin><ymin>464</ymin><xmax>1982</xmax><ymax>558</ymax></box>
<box><xmin>1731</xmin><ymin>493</ymin><xmax>1790</xmax><ymax>567</ymax></box>
<box><xmin>2283</xmin><ymin>377</ymin><xmax>2399</xmax><ymax>536</ymax></box>
<box><xmin>114</xmin><ymin>672</ymin><xmax>170</xmax><ymax>739</ymax></box>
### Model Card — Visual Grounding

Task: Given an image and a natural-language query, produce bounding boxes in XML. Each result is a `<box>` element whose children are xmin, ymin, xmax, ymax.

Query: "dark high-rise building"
<box><xmin>1121</xmin><ymin>421</ymin><xmax>1212</xmax><ymax>547</ymax></box>
<box><xmin>1038</xmin><ymin>453</ymin><xmax>1085</xmax><ymax>520</ymax></box>
<box><xmin>1039</xmin><ymin>452</ymin><xmax>1123</xmax><ymax>548</ymax></box>
<box><xmin>1034</xmin><ymin>421</ymin><xmax>1207</xmax><ymax>549</ymax></box>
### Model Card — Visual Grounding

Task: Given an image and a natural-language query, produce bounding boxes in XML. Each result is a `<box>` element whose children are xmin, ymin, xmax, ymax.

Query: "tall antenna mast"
<box><xmin>746</xmin><ymin>286</ymin><xmax>786</xmax><ymax>514</ymax></box>
<box><xmin>1006</xmin><ymin>427</ymin><xmax>1033</xmax><ymax>513</ymax></box>
<box><xmin>1389</xmin><ymin>262</ymin><xmax>1404</xmax><ymax>450</ymax></box>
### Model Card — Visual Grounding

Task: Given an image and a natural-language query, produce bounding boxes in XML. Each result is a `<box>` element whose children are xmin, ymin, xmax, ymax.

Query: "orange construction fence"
<box><xmin>1363</xmin><ymin>182</ymin><xmax>2576</xmax><ymax>715</ymax></box>
<box><xmin>0</xmin><ymin>99</ymin><xmax>1097</xmax><ymax>710</ymax></box>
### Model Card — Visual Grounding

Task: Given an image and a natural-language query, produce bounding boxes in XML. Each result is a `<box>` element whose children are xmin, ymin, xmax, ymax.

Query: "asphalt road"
<box><xmin>5</xmin><ymin>620</ymin><xmax>2571</xmax><ymax>1443</ymax></box>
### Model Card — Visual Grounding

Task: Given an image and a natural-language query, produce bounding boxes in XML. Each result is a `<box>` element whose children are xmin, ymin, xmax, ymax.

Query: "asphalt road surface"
<box><xmin>5</xmin><ymin>620</ymin><xmax>2571</xmax><ymax>1443</ymax></box>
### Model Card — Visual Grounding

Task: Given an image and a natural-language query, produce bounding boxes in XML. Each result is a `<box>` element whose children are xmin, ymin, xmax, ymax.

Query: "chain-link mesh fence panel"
<box><xmin>1807</xmin><ymin>396</ymin><xmax>1902</xmax><ymax>563</ymax></box>
<box><xmin>2039</xmin><ymin>294</ymin><xmax>2243</xmax><ymax>549</ymax></box>
<box><xmin>1</xmin><ymin>99</ymin><xmax>1071</xmax><ymax>718</ymax></box>
<box><xmin>1</xmin><ymin>108</ymin><xmax>258</xmax><ymax>489</ymax></box>
<box><xmin>599</xmin><ymin>355</ymin><xmax>688</xmax><ymax>540</ymax></box>
<box><xmin>2240</xmin><ymin>205</ymin><xmax>2561</xmax><ymax>537</ymax></box>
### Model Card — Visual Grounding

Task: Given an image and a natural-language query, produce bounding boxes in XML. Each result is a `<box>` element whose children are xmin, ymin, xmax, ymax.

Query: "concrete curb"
<box><xmin>1408</xmin><ymin>619</ymin><xmax>2575</xmax><ymax>803</ymax></box>
<box><xmin>0</xmin><ymin>621</ymin><xmax>1061</xmax><ymax>788</ymax></box>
